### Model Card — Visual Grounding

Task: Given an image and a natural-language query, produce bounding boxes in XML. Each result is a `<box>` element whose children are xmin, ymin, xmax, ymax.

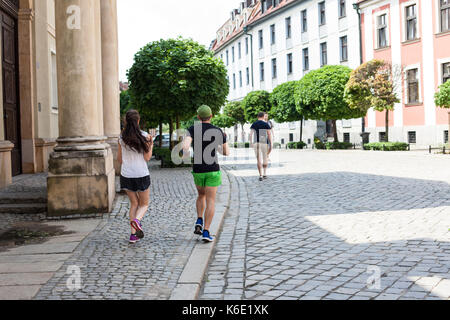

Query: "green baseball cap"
<box><xmin>197</xmin><ymin>105</ymin><xmax>212</xmax><ymax>119</ymax></box>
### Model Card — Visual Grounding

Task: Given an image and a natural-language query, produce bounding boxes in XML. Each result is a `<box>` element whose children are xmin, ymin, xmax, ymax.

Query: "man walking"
<box><xmin>183</xmin><ymin>105</ymin><xmax>230</xmax><ymax>243</ymax></box>
<box><xmin>250</xmin><ymin>112</ymin><xmax>273</xmax><ymax>181</ymax></box>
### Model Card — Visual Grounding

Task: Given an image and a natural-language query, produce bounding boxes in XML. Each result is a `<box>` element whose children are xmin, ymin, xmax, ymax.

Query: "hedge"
<box><xmin>232</xmin><ymin>142</ymin><xmax>250</xmax><ymax>149</ymax></box>
<box><xmin>364</xmin><ymin>142</ymin><xmax>409</xmax><ymax>151</ymax></box>
<box><xmin>314</xmin><ymin>141</ymin><xmax>353</xmax><ymax>150</ymax></box>
<box><xmin>287</xmin><ymin>141</ymin><xmax>307</xmax><ymax>150</ymax></box>
<box><xmin>153</xmin><ymin>147</ymin><xmax>192</xmax><ymax>168</ymax></box>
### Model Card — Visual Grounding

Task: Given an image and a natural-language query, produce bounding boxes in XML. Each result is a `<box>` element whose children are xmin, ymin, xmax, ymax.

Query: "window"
<box><xmin>405</xmin><ymin>4</ymin><xmax>417</xmax><ymax>41</ymax></box>
<box><xmin>273</xmin><ymin>0</ymin><xmax>279</xmax><ymax>8</ymax></box>
<box><xmin>287</xmin><ymin>53</ymin><xmax>293</xmax><ymax>74</ymax></box>
<box><xmin>272</xmin><ymin>58</ymin><xmax>277</xmax><ymax>79</ymax></box>
<box><xmin>226</xmin><ymin>50</ymin><xmax>229</xmax><ymax>65</ymax></box>
<box><xmin>270</xmin><ymin>24</ymin><xmax>276</xmax><ymax>45</ymax></box>
<box><xmin>245</xmin><ymin>37</ymin><xmax>249</xmax><ymax>55</ymax></box>
<box><xmin>233</xmin><ymin>73</ymin><xmax>236</xmax><ymax>89</ymax></box>
<box><xmin>286</xmin><ymin>17</ymin><xmax>292</xmax><ymax>39</ymax></box>
<box><xmin>260</xmin><ymin>62</ymin><xmax>265</xmax><ymax>82</ymax></box>
<box><xmin>377</xmin><ymin>14</ymin><xmax>388</xmax><ymax>48</ymax></box>
<box><xmin>340</xmin><ymin>36</ymin><xmax>348</xmax><ymax>62</ymax></box>
<box><xmin>445</xmin><ymin>130</ymin><xmax>449</xmax><ymax>144</ymax></box>
<box><xmin>408</xmin><ymin>131</ymin><xmax>417</xmax><ymax>144</ymax></box>
<box><xmin>238</xmin><ymin>42</ymin><xmax>242</xmax><ymax>59</ymax></box>
<box><xmin>443</xmin><ymin>62</ymin><xmax>450</xmax><ymax>83</ymax></box>
<box><xmin>339</xmin><ymin>0</ymin><xmax>346</xmax><ymax>18</ymax></box>
<box><xmin>379</xmin><ymin>132</ymin><xmax>387</xmax><ymax>142</ymax></box>
<box><xmin>441</xmin><ymin>0</ymin><xmax>450</xmax><ymax>32</ymax></box>
<box><xmin>221</xmin><ymin>54</ymin><xmax>223</xmax><ymax>61</ymax></box>
<box><xmin>303</xmin><ymin>48</ymin><xmax>309</xmax><ymax>71</ymax></box>
<box><xmin>320</xmin><ymin>42</ymin><xmax>327</xmax><ymax>66</ymax></box>
<box><xmin>318</xmin><ymin>2</ymin><xmax>326</xmax><ymax>25</ymax></box>
<box><xmin>246</xmin><ymin>67</ymin><xmax>250</xmax><ymax>85</ymax></box>
<box><xmin>344</xmin><ymin>133</ymin><xmax>350</xmax><ymax>143</ymax></box>
<box><xmin>259</xmin><ymin>30</ymin><xmax>264</xmax><ymax>49</ymax></box>
<box><xmin>239</xmin><ymin>71</ymin><xmax>243</xmax><ymax>87</ymax></box>
<box><xmin>407</xmin><ymin>68</ymin><xmax>419</xmax><ymax>103</ymax></box>
<box><xmin>261</xmin><ymin>0</ymin><xmax>266</xmax><ymax>14</ymax></box>
<box><xmin>301</xmin><ymin>10</ymin><xmax>308</xmax><ymax>33</ymax></box>
<box><xmin>51</xmin><ymin>52</ymin><xmax>58</xmax><ymax>110</ymax></box>
<box><xmin>232</xmin><ymin>46</ymin><xmax>235</xmax><ymax>62</ymax></box>
<box><xmin>289</xmin><ymin>133</ymin><xmax>294</xmax><ymax>142</ymax></box>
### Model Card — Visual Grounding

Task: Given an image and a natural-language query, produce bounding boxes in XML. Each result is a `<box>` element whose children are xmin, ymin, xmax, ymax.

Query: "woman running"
<box><xmin>118</xmin><ymin>110</ymin><xmax>153</xmax><ymax>244</ymax></box>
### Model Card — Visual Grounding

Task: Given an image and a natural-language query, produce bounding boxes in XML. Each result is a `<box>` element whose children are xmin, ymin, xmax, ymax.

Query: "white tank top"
<box><xmin>119</xmin><ymin>131</ymin><xmax>150</xmax><ymax>178</ymax></box>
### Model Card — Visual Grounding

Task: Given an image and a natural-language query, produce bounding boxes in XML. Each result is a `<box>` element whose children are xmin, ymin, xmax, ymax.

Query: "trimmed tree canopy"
<box><xmin>435</xmin><ymin>81</ymin><xmax>450</xmax><ymax>109</ymax></box>
<box><xmin>295</xmin><ymin>65</ymin><xmax>365</xmax><ymax>121</ymax></box>
<box><xmin>345</xmin><ymin>59</ymin><xmax>399</xmax><ymax>114</ymax></box>
<box><xmin>270</xmin><ymin>81</ymin><xmax>302</xmax><ymax>123</ymax></box>
<box><xmin>242</xmin><ymin>90</ymin><xmax>272</xmax><ymax>123</ymax></box>
<box><xmin>224</xmin><ymin>101</ymin><xmax>246</xmax><ymax>125</ymax></box>
<box><xmin>211</xmin><ymin>113</ymin><xmax>235</xmax><ymax>129</ymax></box>
<box><xmin>127</xmin><ymin>38</ymin><xmax>229</xmax><ymax>126</ymax></box>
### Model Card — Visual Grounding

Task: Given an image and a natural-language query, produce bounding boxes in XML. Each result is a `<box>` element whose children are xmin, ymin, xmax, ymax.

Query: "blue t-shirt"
<box><xmin>251</xmin><ymin>120</ymin><xmax>272</xmax><ymax>143</ymax></box>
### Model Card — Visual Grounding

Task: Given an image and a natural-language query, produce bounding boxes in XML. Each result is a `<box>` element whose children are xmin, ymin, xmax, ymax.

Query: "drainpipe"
<box><xmin>243</xmin><ymin>26</ymin><xmax>254</xmax><ymax>89</ymax></box>
<box><xmin>353</xmin><ymin>2</ymin><xmax>367</xmax><ymax>147</ymax></box>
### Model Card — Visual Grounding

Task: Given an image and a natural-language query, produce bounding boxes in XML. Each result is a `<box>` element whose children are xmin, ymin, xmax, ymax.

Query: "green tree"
<box><xmin>295</xmin><ymin>65</ymin><xmax>365</xmax><ymax>142</ymax></box>
<box><xmin>127</xmin><ymin>37</ymin><xmax>229</xmax><ymax>148</ymax></box>
<box><xmin>120</xmin><ymin>90</ymin><xmax>132</xmax><ymax>117</ymax></box>
<box><xmin>435</xmin><ymin>81</ymin><xmax>450</xmax><ymax>109</ymax></box>
<box><xmin>224</xmin><ymin>101</ymin><xmax>246</xmax><ymax>142</ymax></box>
<box><xmin>345</xmin><ymin>60</ymin><xmax>400</xmax><ymax>142</ymax></box>
<box><xmin>270</xmin><ymin>81</ymin><xmax>306</xmax><ymax>141</ymax></box>
<box><xmin>242</xmin><ymin>90</ymin><xmax>272</xmax><ymax>124</ymax></box>
<box><xmin>211</xmin><ymin>113</ymin><xmax>235</xmax><ymax>130</ymax></box>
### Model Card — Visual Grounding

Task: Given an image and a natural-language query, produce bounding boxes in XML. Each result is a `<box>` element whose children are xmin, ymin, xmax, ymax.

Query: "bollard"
<box><xmin>429</xmin><ymin>146</ymin><xmax>432</xmax><ymax>154</ymax></box>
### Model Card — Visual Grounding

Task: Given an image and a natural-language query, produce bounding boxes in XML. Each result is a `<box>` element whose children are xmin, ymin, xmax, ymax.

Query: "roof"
<box><xmin>211</xmin><ymin>0</ymin><xmax>299</xmax><ymax>53</ymax></box>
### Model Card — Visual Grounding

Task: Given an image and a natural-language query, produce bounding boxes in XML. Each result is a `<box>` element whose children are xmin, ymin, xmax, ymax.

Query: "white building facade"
<box><xmin>211</xmin><ymin>0</ymin><xmax>364</xmax><ymax>146</ymax></box>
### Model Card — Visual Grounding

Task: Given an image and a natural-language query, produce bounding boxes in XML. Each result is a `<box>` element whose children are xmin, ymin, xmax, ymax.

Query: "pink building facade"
<box><xmin>357</xmin><ymin>0</ymin><xmax>450</xmax><ymax>147</ymax></box>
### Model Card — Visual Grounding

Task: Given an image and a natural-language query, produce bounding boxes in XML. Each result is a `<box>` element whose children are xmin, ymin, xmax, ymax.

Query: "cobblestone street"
<box><xmin>200</xmin><ymin>149</ymin><xmax>450</xmax><ymax>300</ymax></box>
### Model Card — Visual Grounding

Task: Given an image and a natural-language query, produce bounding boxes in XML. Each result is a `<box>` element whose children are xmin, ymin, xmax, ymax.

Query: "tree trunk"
<box><xmin>241</xmin><ymin>123</ymin><xmax>245</xmax><ymax>143</ymax></box>
<box><xmin>159</xmin><ymin>121</ymin><xmax>163</xmax><ymax>148</ymax></box>
<box><xmin>300</xmin><ymin>119</ymin><xmax>304</xmax><ymax>142</ymax></box>
<box><xmin>169</xmin><ymin>118</ymin><xmax>174</xmax><ymax>150</ymax></box>
<box><xmin>333</xmin><ymin>120</ymin><xmax>339</xmax><ymax>142</ymax></box>
<box><xmin>385</xmin><ymin>110</ymin><xmax>389</xmax><ymax>143</ymax></box>
<box><xmin>176</xmin><ymin>114</ymin><xmax>181</xmax><ymax>143</ymax></box>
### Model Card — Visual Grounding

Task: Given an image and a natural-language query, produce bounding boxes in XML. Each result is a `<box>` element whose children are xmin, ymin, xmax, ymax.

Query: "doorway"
<box><xmin>1</xmin><ymin>3</ymin><xmax>20</xmax><ymax>176</ymax></box>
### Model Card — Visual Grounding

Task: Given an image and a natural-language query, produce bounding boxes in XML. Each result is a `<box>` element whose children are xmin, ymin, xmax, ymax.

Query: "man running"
<box><xmin>183</xmin><ymin>105</ymin><xmax>230</xmax><ymax>243</ymax></box>
<box><xmin>250</xmin><ymin>112</ymin><xmax>273</xmax><ymax>181</ymax></box>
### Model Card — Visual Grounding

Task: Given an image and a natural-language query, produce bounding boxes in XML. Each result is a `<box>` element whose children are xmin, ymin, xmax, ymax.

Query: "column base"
<box><xmin>47</xmin><ymin>141</ymin><xmax>115</xmax><ymax>217</ymax></box>
<box><xmin>106</xmin><ymin>136</ymin><xmax>120</xmax><ymax>175</ymax></box>
<box><xmin>35</xmin><ymin>138</ymin><xmax>57</xmax><ymax>173</ymax></box>
<box><xmin>0</xmin><ymin>141</ymin><xmax>14</xmax><ymax>189</ymax></box>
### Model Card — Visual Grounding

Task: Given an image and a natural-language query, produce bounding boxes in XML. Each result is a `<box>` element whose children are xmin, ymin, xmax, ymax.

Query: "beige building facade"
<box><xmin>0</xmin><ymin>0</ymin><xmax>120</xmax><ymax>216</ymax></box>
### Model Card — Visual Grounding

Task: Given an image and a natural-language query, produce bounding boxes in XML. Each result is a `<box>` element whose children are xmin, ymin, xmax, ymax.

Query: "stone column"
<box><xmin>100</xmin><ymin>0</ymin><xmax>121</xmax><ymax>175</ymax></box>
<box><xmin>18</xmin><ymin>4</ymin><xmax>36</xmax><ymax>173</ymax></box>
<box><xmin>47</xmin><ymin>0</ymin><xmax>115</xmax><ymax>217</ymax></box>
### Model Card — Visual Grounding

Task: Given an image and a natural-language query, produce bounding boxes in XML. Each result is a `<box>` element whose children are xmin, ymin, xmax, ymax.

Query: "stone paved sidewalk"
<box><xmin>33</xmin><ymin>166</ymin><xmax>210</xmax><ymax>300</ymax></box>
<box><xmin>199</xmin><ymin>150</ymin><xmax>450</xmax><ymax>300</ymax></box>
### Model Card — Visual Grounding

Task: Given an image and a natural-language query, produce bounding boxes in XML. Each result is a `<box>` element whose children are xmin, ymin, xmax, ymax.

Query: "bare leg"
<box><xmin>136</xmin><ymin>188</ymin><xmax>150</xmax><ymax>221</ymax></box>
<box><xmin>254</xmin><ymin>145</ymin><xmax>263</xmax><ymax>177</ymax></box>
<box><xmin>196</xmin><ymin>186</ymin><xmax>206</xmax><ymax>219</ymax></box>
<box><xmin>204</xmin><ymin>186</ymin><xmax>218</xmax><ymax>232</ymax></box>
<box><xmin>126</xmin><ymin>191</ymin><xmax>139</xmax><ymax>234</ymax></box>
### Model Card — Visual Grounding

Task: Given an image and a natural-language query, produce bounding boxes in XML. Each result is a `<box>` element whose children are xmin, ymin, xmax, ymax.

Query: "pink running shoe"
<box><xmin>131</xmin><ymin>219</ymin><xmax>144</xmax><ymax>239</ymax></box>
<box><xmin>129</xmin><ymin>234</ymin><xmax>140</xmax><ymax>244</ymax></box>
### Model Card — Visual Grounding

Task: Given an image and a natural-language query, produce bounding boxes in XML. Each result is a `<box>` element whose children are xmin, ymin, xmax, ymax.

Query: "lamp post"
<box><xmin>353</xmin><ymin>3</ymin><xmax>370</xmax><ymax>147</ymax></box>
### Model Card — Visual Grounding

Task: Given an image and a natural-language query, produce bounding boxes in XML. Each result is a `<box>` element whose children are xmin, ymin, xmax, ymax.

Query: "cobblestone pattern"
<box><xmin>34</xmin><ymin>167</ymin><xmax>201</xmax><ymax>300</ymax></box>
<box><xmin>200</xmin><ymin>151</ymin><xmax>450</xmax><ymax>300</ymax></box>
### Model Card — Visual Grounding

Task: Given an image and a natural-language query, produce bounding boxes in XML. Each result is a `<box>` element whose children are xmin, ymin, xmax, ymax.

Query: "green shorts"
<box><xmin>192</xmin><ymin>171</ymin><xmax>222</xmax><ymax>188</ymax></box>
